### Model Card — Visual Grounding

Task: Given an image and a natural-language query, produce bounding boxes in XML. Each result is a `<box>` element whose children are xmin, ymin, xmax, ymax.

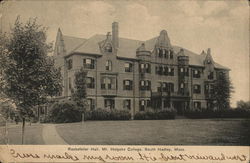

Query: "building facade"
<box><xmin>53</xmin><ymin>22</ymin><xmax>229</xmax><ymax>117</ymax></box>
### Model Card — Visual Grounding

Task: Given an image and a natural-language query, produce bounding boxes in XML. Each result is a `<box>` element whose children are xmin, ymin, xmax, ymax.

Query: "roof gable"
<box><xmin>61</xmin><ymin>33</ymin><xmax>228</xmax><ymax>70</ymax></box>
<box><xmin>63</xmin><ymin>35</ymin><xmax>87</xmax><ymax>54</ymax></box>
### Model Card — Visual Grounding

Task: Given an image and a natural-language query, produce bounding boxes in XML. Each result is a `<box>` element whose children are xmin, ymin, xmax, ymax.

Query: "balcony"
<box><xmin>101</xmin><ymin>89</ymin><xmax>117</xmax><ymax>96</ymax></box>
<box><xmin>151</xmin><ymin>91</ymin><xmax>189</xmax><ymax>98</ymax></box>
<box><xmin>171</xmin><ymin>91</ymin><xmax>190</xmax><ymax>97</ymax></box>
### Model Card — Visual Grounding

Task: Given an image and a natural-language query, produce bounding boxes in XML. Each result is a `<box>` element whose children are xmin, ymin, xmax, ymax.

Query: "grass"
<box><xmin>0</xmin><ymin>123</ymin><xmax>44</xmax><ymax>144</ymax></box>
<box><xmin>56</xmin><ymin>119</ymin><xmax>250</xmax><ymax>145</ymax></box>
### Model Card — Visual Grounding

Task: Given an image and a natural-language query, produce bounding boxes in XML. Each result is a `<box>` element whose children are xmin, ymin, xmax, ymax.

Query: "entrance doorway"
<box><xmin>104</xmin><ymin>98</ymin><xmax>115</xmax><ymax>109</ymax></box>
<box><xmin>173</xmin><ymin>101</ymin><xmax>185</xmax><ymax>115</ymax></box>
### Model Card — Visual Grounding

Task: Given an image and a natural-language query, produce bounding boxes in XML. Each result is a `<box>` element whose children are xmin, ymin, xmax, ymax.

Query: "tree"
<box><xmin>71</xmin><ymin>68</ymin><xmax>88</xmax><ymax>114</ymax></box>
<box><xmin>0</xmin><ymin>17</ymin><xmax>62</xmax><ymax>144</ymax></box>
<box><xmin>213</xmin><ymin>71</ymin><xmax>233</xmax><ymax>110</ymax></box>
<box><xmin>0</xmin><ymin>100</ymin><xmax>16</xmax><ymax>120</ymax></box>
<box><xmin>237</xmin><ymin>100</ymin><xmax>250</xmax><ymax>110</ymax></box>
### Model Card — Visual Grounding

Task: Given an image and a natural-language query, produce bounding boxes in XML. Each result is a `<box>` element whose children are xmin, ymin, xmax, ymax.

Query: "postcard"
<box><xmin>0</xmin><ymin>0</ymin><xmax>249</xmax><ymax>162</ymax></box>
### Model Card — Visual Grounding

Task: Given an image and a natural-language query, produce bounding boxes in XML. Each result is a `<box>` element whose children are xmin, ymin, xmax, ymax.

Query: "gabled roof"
<box><xmin>61</xmin><ymin>33</ymin><xmax>229</xmax><ymax>70</ymax></box>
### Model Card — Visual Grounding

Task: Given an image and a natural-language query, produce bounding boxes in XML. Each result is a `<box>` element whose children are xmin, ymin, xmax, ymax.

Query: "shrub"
<box><xmin>110</xmin><ymin>109</ymin><xmax>131</xmax><ymax>120</ymax></box>
<box><xmin>134</xmin><ymin>108</ymin><xmax>176</xmax><ymax>120</ymax></box>
<box><xmin>87</xmin><ymin>108</ymin><xmax>110</xmax><ymax>120</ymax></box>
<box><xmin>48</xmin><ymin>99</ymin><xmax>82</xmax><ymax>123</ymax></box>
<box><xmin>185</xmin><ymin>108</ymin><xmax>250</xmax><ymax>119</ymax></box>
<box><xmin>40</xmin><ymin>116</ymin><xmax>51</xmax><ymax>123</ymax></box>
<box><xmin>85</xmin><ymin>108</ymin><xmax>131</xmax><ymax>121</ymax></box>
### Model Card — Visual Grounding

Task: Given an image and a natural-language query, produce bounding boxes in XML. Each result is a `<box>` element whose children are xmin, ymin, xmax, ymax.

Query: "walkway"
<box><xmin>42</xmin><ymin>124</ymin><xmax>68</xmax><ymax>145</ymax></box>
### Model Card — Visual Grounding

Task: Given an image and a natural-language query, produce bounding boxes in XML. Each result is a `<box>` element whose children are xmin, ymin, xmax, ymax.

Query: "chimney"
<box><xmin>112</xmin><ymin>22</ymin><xmax>119</xmax><ymax>51</ymax></box>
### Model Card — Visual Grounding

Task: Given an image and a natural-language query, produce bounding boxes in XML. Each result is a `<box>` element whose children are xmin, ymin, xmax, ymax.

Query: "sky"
<box><xmin>0</xmin><ymin>0</ymin><xmax>249</xmax><ymax>107</ymax></box>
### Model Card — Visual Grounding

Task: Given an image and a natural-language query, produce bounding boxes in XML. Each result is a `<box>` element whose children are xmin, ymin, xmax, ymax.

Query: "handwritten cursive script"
<box><xmin>9</xmin><ymin>148</ymin><xmax>248</xmax><ymax>162</ymax></box>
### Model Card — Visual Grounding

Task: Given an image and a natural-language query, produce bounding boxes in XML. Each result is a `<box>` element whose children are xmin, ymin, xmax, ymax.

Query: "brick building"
<box><xmin>53</xmin><ymin>22</ymin><xmax>229</xmax><ymax>117</ymax></box>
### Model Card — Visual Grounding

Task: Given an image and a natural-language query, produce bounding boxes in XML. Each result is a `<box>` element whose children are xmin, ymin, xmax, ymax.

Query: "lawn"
<box><xmin>56</xmin><ymin>119</ymin><xmax>250</xmax><ymax>145</ymax></box>
<box><xmin>0</xmin><ymin>123</ymin><xmax>44</xmax><ymax>144</ymax></box>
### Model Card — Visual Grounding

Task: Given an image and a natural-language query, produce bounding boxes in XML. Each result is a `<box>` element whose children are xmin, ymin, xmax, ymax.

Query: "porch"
<box><xmin>151</xmin><ymin>91</ymin><xmax>190</xmax><ymax>115</ymax></box>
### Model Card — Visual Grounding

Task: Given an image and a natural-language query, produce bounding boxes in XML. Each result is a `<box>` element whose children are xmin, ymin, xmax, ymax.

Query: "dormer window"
<box><xmin>170</xmin><ymin>50</ymin><xmax>174</xmax><ymax>59</ymax></box>
<box><xmin>162</xmin><ymin>49</ymin><xmax>166</xmax><ymax>55</ymax></box>
<box><xmin>208</xmin><ymin>71</ymin><xmax>214</xmax><ymax>80</ymax></box>
<box><xmin>105</xmin><ymin>44</ymin><xmax>112</xmax><ymax>53</ymax></box>
<box><xmin>207</xmin><ymin>59</ymin><xmax>211</xmax><ymax>64</ymax></box>
<box><xmin>159</xmin><ymin>49</ymin><xmax>163</xmax><ymax>57</ymax></box>
<box><xmin>157</xmin><ymin>49</ymin><xmax>160</xmax><ymax>55</ymax></box>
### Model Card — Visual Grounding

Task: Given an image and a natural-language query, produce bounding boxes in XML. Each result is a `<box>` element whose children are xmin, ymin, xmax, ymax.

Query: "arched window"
<box><xmin>105</xmin><ymin>44</ymin><xmax>112</xmax><ymax>52</ymax></box>
<box><xmin>207</xmin><ymin>59</ymin><xmax>211</xmax><ymax>64</ymax></box>
<box><xmin>106</xmin><ymin>60</ymin><xmax>112</xmax><ymax>71</ymax></box>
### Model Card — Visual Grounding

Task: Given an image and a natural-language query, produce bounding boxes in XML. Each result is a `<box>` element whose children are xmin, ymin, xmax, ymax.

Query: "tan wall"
<box><xmin>59</xmin><ymin>50</ymin><xmax>228</xmax><ymax>113</ymax></box>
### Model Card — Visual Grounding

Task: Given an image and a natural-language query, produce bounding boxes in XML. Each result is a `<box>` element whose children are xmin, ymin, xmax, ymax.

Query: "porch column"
<box><xmin>161</xmin><ymin>97</ymin><xmax>164</xmax><ymax>110</ymax></box>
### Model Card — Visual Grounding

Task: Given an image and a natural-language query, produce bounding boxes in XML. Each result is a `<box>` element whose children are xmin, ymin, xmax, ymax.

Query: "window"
<box><xmin>170</xmin><ymin>50</ymin><xmax>174</xmax><ymax>59</ymax></box>
<box><xmin>104</xmin><ymin>43</ymin><xmax>112</xmax><ymax>53</ymax></box>
<box><xmin>205</xmin><ymin>84</ymin><xmax>214</xmax><ymax>95</ymax></box>
<box><xmin>104</xmin><ymin>99</ymin><xmax>115</xmax><ymax>109</ymax></box>
<box><xmin>125</xmin><ymin>62</ymin><xmax>133</xmax><ymax>72</ymax></box>
<box><xmin>106</xmin><ymin>78</ymin><xmax>112</xmax><ymax>89</ymax></box>
<box><xmin>162</xmin><ymin>82</ymin><xmax>168</xmax><ymax>92</ymax></box>
<box><xmin>165</xmin><ymin>50</ymin><xmax>169</xmax><ymax>59</ymax></box>
<box><xmin>159</xmin><ymin>49</ymin><xmax>163</xmax><ymax>58</ymax></box>
<box><xmin>83</xmin><ymin>58</ymin><xmax>95</xmax><ymax>69</ymax></box>
<box><xmin>204</xmin><ymin>84</ymin><xmax>209</xmax><ymax>94</ymax></box>
<box><xmin>87</xmin><ymin>99</ymin><xmax>95</xmax><ymax>110</ymax></box>
<box><xmin>123</xmin><ymin>80</ymin><xmax>133</xmax><ymax>90</ymax></box>
<box><xmin>163</xmin><ymin>66</ymin><xmax>167</xmax><ymax>75</ymax></box>
<box><xmin>67</xmin><ymin>59</ymin><xmax>73</xmax><ymax>70</ymax></box>
<box><xmin>156</xmin><ymin>66</ymin><xmax>166</xmax><ymax>75</ymax></box>
<box><xmin>162</xmin><ymin>49</ymin><xmax>166</xmax><ymax>56</ymax></box>
<box><xmin>208</xmin><ymin>71</ymin><xmax>214</xmax><ymax>80</ymax></box>
<box><xmin>123</xmin><ymin>99</ymin><xmax>131</xmax><ymax>110</ymax></box>
<box><xmin>106</xmin><ymin>60</ymin><xmax>112</xmax><ymax>71</ymax></box>
<box><xmin>193</xmin><ymin>69</ymin><xmax>201</xmax><ymax>78</ymax></box>
<box><xmin>169</xmin><ymin>67</ymin><xmax>174</xmax><ymax>76</ymax></box>
<box><xmin>179</xmin><ymin>67</ymin><xmax>189</xmax><ymax>76</ymax></box>
<box><xmin>158</xmin><ymin>82</ymin><xmax>169</xmax><ymax>92</ymax></box>
<box><xmin>194</xmin><ymin>101</ymin><xmax>201</xmax><ymax>109</ymax></box>
<box><xmin>86</xmin><ymin>77</ymin><xmax>95</xmax><ymax>89</ymax></box>
<box><xmin>155</xmin><ymin>66</ymin><xmax>158</xmax><ymax>74</ymax></box>
<box><xmin>157</xmin><ymin>82</ymin><xmax>162</xmax><ymax>92</ymax></box>
<box><xmin>158</xmin><ymin>66</ymin><xmax>163</xmax><ymax>75</ymax></box>
<box><xmin>139</xmin><ymin>100</ymin><xmax>146</xmax><ymax>111</ymax></box>
<box><xmin>101</xmin><ymin>77</ymin><xmax>116</xmax><ymax>90</ymax></box>
<box><xmin>140</xmin><ymin>80</ymin><xmax>151</xmax><ymax>91</ymax></box>
<box><xmin>169</xmin><ymin>83</ymin><xmax>174</xmax><ymax>92</ymax></box>
<box><xmin>180</xmin><ymin>83</ymin><xmax>184</xmax><ymax>89</ymax></box>
<box><xmin>158</xmin><ymin>48</ymin><xmax>169</xmax><ymax>58</ymax></box>
<box><xmin>185</xmin><ymin>68</ymin><xmax>189</xmax><ymax>76</ymax></box>
<box><xmin>193</xmin><ymin>84</ymin><xmax>201</xmax><ymax>94</ymax></box>
<box><xmin>139</xmin><ymin>63</ymin><xmax>151</xmax><ymax>73</ymax></box>
<box><xmin>156</xmin><ymin>49</ymin><xmax>160</xmax><ymax>55</ymax></box>
<box><xmin>147</xmin><ymin>100</ymin><xmax>151</xmax><ymax>107</ymax></box>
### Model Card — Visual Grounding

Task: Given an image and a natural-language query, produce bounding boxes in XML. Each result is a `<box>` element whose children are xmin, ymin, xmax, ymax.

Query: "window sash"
<box><xmin>125</xmin><ymin>63</ymin><xmax>132</xmax><ymax>72</ymax></box>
